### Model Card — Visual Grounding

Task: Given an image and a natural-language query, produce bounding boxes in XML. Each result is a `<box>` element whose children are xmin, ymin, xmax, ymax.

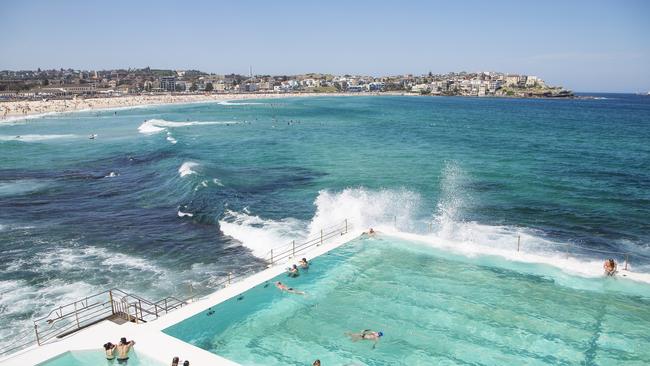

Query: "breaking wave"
<box><xmin>178</xmin><ymin>210</ymin><xmax>194</xmax><ymax>218</ymax></box>
<box><xmin>0</xmin><ymin>179</ymin><xmax>51</xmax><ymax>197</ymax></box>
<box><xmin>218</xmin><ymin>100</ymin><xmax>265</xmax><ymax>106</ymax></box>
<box><xmin>217</xmin><ymin>164</ymin><xmax>650</xmax><ymax>285</ymax></box>
<box><xmin>0</xmin><ymin>134</ymin><xmax>78</xmax><ymax>142</ymax></box>
<box><xmin>138</xmin><ymin>119</ymin><xmax>237</xmax><ymax>134</ymax></box>
<box><xmin>219</xmin><ymin>209</ymin><xmax>307</xmax><ymax>258</ymax></box>
<box><xmin>179</xmin><ymin>162</ymin><xmax>199</xmax><ymax>177</ymax></box>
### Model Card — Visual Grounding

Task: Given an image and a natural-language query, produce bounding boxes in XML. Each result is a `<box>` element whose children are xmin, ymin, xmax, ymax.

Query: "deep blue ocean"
<box><xmin>1</xmin><ymin>94</ymin><xmax>649</xmax><ymax>346</ymax></box>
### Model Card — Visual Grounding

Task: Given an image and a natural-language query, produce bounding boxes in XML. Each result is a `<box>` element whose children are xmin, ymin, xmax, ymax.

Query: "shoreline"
<box><xmin>0</xmin><ymin>91</ymin><xmax>582</xmax><ymax>121</ymax></box>
<box><xmin>0</xmin><ymin>92</ymin><xmax>400</xmax><ymax>121</ymax></box>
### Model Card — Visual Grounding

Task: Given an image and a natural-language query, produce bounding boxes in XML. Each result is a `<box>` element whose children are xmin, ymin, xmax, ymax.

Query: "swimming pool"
<box><xmin>37</xmin><ymin>349</ymin><xmax>164</xmax><ymax>366</ymax></box>
<box><xmin>164</xmin><ymin>236</ymin><xmax>650</xmax><ymax>365</ymax></box>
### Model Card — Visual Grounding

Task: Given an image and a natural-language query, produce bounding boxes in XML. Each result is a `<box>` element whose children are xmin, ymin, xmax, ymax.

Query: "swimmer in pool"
<box><xmin>103</xmin><ymin>342</ymin><xmax>116</xmax><ymax>360</ymax></box>
<box><xmin>604</xmin><ymin>258</ymin><xmax>617</xmax><ymax>276</ymax></box>
<box><xmin>275</xmin><ymin>281</ymin><xmax>305</xmax><ymax>295</ymax></box>
<box><xmin>287</xmin><ymin>264</ymin><xmax>300</xmax><ymax>277</ymax></box>
<box><xmin>346</xmin><ymin>329</ymin><xmax>383</xmax><ymax>349</ymax></box>
<box><xmin>116</xmin><ymin>337</ymin><xmax>135</xmax><ymax>362</ymax></box>
<box><xmin>299</xmin><ymin>258</ymin><xmax>309</xmax><ymax>269</ymax></box>
<box><xmin>363</xmin><ymin>228</ymin><xmax>376</xmax><ymax>236</ymax></box>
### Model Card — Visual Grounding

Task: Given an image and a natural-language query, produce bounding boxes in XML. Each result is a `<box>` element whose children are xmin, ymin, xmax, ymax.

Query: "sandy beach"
<box><xmin>0</xmin><ymin>92</ymin><xmax>398</xmax><ymax>120</ymax></box>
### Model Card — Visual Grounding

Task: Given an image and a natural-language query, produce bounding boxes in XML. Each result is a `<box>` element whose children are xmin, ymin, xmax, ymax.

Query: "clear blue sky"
<box><xmin>1</xmin><ymin>0</ymin><xmax>648</xmax><ymax>92</ymax></box>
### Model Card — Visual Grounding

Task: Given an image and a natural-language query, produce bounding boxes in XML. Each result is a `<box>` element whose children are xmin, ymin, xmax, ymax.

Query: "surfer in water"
<box><xmin>604</xmin><ymin>258</ymin><xmax>617</xmax><ymax>276</ymax></box>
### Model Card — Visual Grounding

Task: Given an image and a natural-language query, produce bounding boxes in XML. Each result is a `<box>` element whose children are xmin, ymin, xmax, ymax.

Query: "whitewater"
<box><xmin>1</xmin><ymin>94</ymin><xmax>649</xmax><ymax>353</ymax></box>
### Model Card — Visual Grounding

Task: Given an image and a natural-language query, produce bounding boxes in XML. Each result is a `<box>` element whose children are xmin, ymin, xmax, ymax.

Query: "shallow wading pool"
<box><xmin>36</xmin><ymin>350</ymin><xmax>164</xmax><ymax>366</ymax></box>
<box><xmin>163</xmin><ymin>236</ymin><xmax>650</xmax><ymax>365</ymax></box>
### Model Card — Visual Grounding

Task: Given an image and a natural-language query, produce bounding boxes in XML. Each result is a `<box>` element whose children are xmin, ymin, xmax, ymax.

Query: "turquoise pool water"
<box><xmin>164</xmin><ymin>236</ymin><xmax>650</xmax><ymax>366</ymax></box>
<box><xmin>37</xmin><ymin>349</ymin><xmax>163</xmax><ymax>366</ymax></box>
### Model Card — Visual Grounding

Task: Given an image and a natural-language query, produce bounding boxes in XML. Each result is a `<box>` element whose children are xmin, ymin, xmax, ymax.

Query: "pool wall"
<box><xmin>0</xmin><ymin>229</ymin><xmax>363</xmax><ymax>366</ymax></box>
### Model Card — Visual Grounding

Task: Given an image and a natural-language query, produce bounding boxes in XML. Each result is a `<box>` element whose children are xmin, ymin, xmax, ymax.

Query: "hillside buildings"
<box><xmin>0</xmin><ymin>68</ymin><xmax>572</xmax><ymax>100</ymax></box>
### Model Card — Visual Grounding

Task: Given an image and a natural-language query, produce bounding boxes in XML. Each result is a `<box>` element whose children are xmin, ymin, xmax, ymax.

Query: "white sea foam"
<box><xmin>0</xmin><ymin>179</ymin><xmax>50</xmax><ymax>197</ymax></box>
<box><xmin>138</xmin><ymin>118</ymin><xmax>236</xmax><ymax>135</ymax></box>
<box><xmin>179</xmin><ymin>161</ymin><xmax>199</xmax><ymax>177</ymax></box>
<box><xmin>219</xmin><ymin>209</ymin><xmax>307</xmax><ymax>257</ymax></box>
<box><xmin>105</xmin><ymin>171</ymin><xmax>119</xmax><ymax>178</ymax></box>
<box><xmin>218</xmin><ymin>168</ymin><xmax>650</xmax><ymax>286</ymax></box>
<box><xmin>166</xmin><ymin>135</ymin><xmax>178</xmax><ymax>144</ymax></box>
<box><xmin>36</xmin><ymin>245</ymin><xmax>164</xmax><ymax>275</ymax></box>
<box><xmin>0</xmin><ymin>245</ymin><xmax>170</xmax><ymax>351</ymax></box>
<box><xmin>218</xmin><ymin>100</ymin><xmax>264</xmax><ymax>106</ymax></box>
<box><xmin>178</xmin><ymin>210</ymin><xmax>194</xmax><ymax>218</ymax></box>
<box><xmin>308</xmin><ymin>187</ymin><xmax>421</xmax><ymax>237</ymax></box>
<box><xmin>213</xmin><ymin>178</ymin><xmax>224</xmax><ymax>186</ymax></box>
<box><xmin>0</xmin><ymin>134</ymin><xmax>78</xmax><ymax>142</ymax></box>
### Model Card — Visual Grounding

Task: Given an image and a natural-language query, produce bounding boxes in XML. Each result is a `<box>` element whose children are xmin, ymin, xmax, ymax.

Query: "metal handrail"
<box><xmin>272</xmin><ymin>228</ymin><xmax>344</xmax><ymax>262</ymax></box>
<box><xmin>265</xmin><ymin>219</ymin><xmax>352</xmax><ymax>265</ymax></box>
<box><xmin>5</xmin><ymin>288</ymin><xmax>194</xmax><ymax>356</ymax></box>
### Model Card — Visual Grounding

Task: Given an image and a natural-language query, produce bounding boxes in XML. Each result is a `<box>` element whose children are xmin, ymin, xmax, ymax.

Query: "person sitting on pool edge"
<box><xmin>287</xmin><ymin>264</ymin><xmax>300</xmax><ymax>277</ymax></box>
<box><xmin>275</xmin><ymin>281</ymin><xmax>305</xmax><ymax>295</ymax></box>
<box><xmin>116</xmin><ymin>337</ymin><xmax>135</xmax><ymax>363</ymax></box>
<box><xmin>103</xmin><ymin>342</ymin><xmax>116</xmax><ymax>360</ymax></box>
<box><xmin>346</xmin><ymin>329</ymin><xmax>384</xmax><ymax>349</ymax></box>
<box><xmin>604</xmin><ymin>258</ymin><xmax>617</xmax><ymax>276</ymax></box>
<box><xmin>299</xmin><ymin>257</ymin><xmax>309</xmax><ymax>269</ymax></box>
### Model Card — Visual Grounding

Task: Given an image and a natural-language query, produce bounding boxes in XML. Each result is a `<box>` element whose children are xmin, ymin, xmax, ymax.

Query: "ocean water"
<box><xmin>1</xmin><ymin>94</ymin><xmax>649</xmax><ymax>353</ymax></box>
<box><xmin>164</xmin><ymin>236</ymin><xmax>650</xmax><ymax>366</ymax></box>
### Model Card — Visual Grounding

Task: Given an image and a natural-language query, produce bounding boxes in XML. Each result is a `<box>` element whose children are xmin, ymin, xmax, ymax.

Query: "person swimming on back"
<box><xmin>604</xmin><ymin>258</ymin><xmax>617</xmax><ymax>276</ymax></box>
<box><xmin>116</xmin><ymin>337</ymin><xmax>135</xmax><ymax>362</ymax></box>
<box><xmin>287</xmin><ymin>264</ymin><xmax>300</xmax><ymax>277</ymax></box>
<box><xmin>346</xmin><ymin>329</ymin><xmax>384</xmax><ymax>349</ymax></box>
<box><xmin>299</xmin><ymin>258</ymin><xmax>309</xmax><ymax>269</ymax></box>
<box><xmin>275</xmin><ymin>281</ymin><xmax>305</xmax><ymax>295</ymax></box>
<box><xmin>103</xmin><ymin>342</ymin><xmax>116</xmax><ymax>360</ymax></box>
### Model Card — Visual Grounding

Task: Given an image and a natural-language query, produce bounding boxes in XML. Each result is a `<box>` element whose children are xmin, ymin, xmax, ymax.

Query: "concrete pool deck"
<box><xmin>0</xmin><ymin>228</ymin><xmax>364</xmax><ymax>366</ymax></box>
